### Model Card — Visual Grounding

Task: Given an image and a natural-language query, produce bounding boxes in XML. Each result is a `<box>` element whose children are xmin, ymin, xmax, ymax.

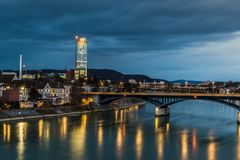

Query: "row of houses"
<box><xmin>0</xmin><ymin>72</ymin><xmax>72</xmax><ymax>108</ymax></box>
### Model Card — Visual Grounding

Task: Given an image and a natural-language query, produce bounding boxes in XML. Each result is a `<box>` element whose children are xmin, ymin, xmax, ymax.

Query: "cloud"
<box><xmin>0</xmin><ymin>0</ymin><xmax>240</xmax><ymax>80</ymax></box>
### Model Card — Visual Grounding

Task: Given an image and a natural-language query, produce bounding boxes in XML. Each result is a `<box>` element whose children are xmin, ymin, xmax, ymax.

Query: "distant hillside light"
<box><xmin>74</xmin><ymin>35</ymin><xmax>87</xmax><ymax>80</ymax></box>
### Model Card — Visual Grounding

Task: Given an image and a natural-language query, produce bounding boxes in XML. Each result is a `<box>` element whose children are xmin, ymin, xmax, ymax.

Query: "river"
<box><xmin>0</xmin><ymin>100</ymin><xmax>239</xmax><ymax>160</ymax></box>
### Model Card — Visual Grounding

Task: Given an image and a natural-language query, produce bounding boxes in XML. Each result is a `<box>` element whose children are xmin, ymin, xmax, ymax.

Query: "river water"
<box><xmin>0</xmin><ymin>100</ymin><xmax>239</xmax><ymax>160</ymax></box>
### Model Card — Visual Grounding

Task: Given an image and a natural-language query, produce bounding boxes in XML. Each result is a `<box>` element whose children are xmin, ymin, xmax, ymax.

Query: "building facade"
<box><xmin>38</xmin><ymin>83</ymin><xmax>71</xmax><ymax>105</ymax></box>
<box><xmin>75</xmin><ymin>35</ymin><xmax>87</xmax><ymax>80</ymax></box>
<box><xmin>0</xmin><ymin>88</ymin><xmax>19</xmax><ymax>102</ymax></box>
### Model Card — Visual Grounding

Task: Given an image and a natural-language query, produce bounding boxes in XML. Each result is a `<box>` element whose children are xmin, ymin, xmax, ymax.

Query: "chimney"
<box><xmin>19</xmin><ymin>54</ymin><xmax>22</xmax><ymax>80</ymax></box>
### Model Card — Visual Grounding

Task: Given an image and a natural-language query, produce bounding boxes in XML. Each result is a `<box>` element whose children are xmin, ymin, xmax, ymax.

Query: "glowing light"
<box><xmin>136</xmin><ymin>127</ymin><xmax>143</xmax><ymax>159</ymax></box>
<box><xmin>120</xmin><ymin>110</ymin><xmax>123</xmax><ymax>122</ymax></box>
<box><xmin>38</xmin><ymin>119</ymin><xmax>43</xmax><ymax>140</ymax></box>
<box><xmin>17</xmin><ymin>122</ymin><xmax>28</xmax><ymax>160</ymax></box>
<box><xmin>82</xmin><ymin>98</ymin><xmax>93</xmax><ymax>105</ymax></box>
<box><xmin>116</xmin><ymin>124</ymin><xmax>126</xmax><ymax>159</ymax></box>
<box><xmin>192</xmin><ymin>129</ymin><xmax>197</xmax><ymax>154</ymax></box>
<box><xmin>154</xmin><ymin>117</ymin><xmax>159</xmax><ymax>132</ymax></box>
<box><xmin>208</xmin><ymin>140</ymin><xmax>216</xmax><ymax>160</ymax></box>
<box><xmin>116</xmin><ymin>127</ymin><xmax>123</xmax><ymax>151</ymax></box>
<box><xmin>75</xmin><ymin>35</ymin><xmax>87</xmax><ymax>80</ymax></box>
<box><xmin>166</xmin><ymin>123</ymin><xmax>170</xmax><ymax>133</ymax></box>
<box><xmin>3</xmin><ymin>123</ymin><xmax>11</xmax><ymax>143</ymax></box>
<box><xmin>115</xmin><ymin>110</ymin><xmax>119</xmax><ymax>122</ymax></box>
<box><xmin>44</xmin><ymin>122</ymin><xmax>50</xmax><ymax>141</ymax></box>
<box><xmin>70</xmin><ymin>114</ymin><xmax>88</xmax><ymax>159</ymax></box>
<box><xmin>157</xmin><ymin>130</ymin><xmax>164</xmax><ymax>159</ymax></box>
<box><xmin>60</xmin><ymin>116</ymin><xmax>68</xmax><ymax>138</ymax></box>
<box><xmin>98</xmin><ymin>126</ymin><xmax>103</xmax><ymax>147</ymax></box>
<box><xmin>237</xmin><ymin>125</ymin><xmax>240</xmax><ymax>160</ymax></box>
<box><xmin>181</xmin><ymin>130</ymin><xmax>188</xmax><ymax>160</ymax></box>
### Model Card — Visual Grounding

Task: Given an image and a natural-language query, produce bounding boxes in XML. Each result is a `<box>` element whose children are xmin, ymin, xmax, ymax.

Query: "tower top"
<box><xmin>75</xmin><ymin>36</ymin><xmax>87</xmax><ymax>45</ymax></box>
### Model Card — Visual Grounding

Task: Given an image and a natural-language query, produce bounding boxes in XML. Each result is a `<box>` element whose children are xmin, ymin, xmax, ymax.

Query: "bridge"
<box><xmin>81</xmin><ymin>92</ymin><xmax>240</xmax><ymax>123</ymax></box>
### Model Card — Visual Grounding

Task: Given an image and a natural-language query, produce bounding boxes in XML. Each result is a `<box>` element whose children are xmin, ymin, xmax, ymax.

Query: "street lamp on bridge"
<box><xmin>185</xmin><ymin>81</ymin><xmax>188</xmax><ymax>93</ymax></box>
<box><xmin>212</xmin><ymin>81</ymin><xmax>215</xmax><ymax>93</ymax></box>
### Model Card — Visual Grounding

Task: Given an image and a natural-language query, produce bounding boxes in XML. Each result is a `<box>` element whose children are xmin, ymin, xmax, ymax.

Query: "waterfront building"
<box><xmin>38</xmin><ymin>83</ymin><xmax>72</xmax><ymax>105</ymax></box>
<box><xmin>0</xmin><ymin>88</ymin><xmax>19</xmax><ymax>102</ymax></box>
<box><xmin>74</xmin><ymin>35</ymin><xmax>87</xmax><ymax>80</ymax></box>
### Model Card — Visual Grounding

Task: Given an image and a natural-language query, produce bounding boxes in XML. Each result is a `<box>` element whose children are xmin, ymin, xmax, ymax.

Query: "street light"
<box><xmin>185</xmin><ymin>81</ymin><xmax>188</xmax><ymax>93</ymax></box>
<box><xmin>212</xmin><ymin>81</ymin><xmax>215</xmax><ymax>93</ymax></box>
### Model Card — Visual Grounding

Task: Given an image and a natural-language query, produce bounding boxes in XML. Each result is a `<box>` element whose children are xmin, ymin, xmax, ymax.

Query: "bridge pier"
<box><xmin>155</xmin><ymin>106</ymin><xmax>170</xmax><ymax>117</ymax></box>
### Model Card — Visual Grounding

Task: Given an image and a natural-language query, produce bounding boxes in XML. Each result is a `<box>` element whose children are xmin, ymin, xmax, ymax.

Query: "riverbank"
<box><xmin>0</xmin><ymin>100</ymin><xmax>146</xmax><ymax>122</ymax></box>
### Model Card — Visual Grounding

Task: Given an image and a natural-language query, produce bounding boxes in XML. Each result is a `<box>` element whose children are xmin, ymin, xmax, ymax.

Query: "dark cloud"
<box><xmin>0</xmin><ymin>0</ymin><xmax>240</xmax><ymax>80</ymax></box>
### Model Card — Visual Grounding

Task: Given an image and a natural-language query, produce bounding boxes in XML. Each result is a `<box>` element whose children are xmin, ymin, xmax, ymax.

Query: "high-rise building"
<box><xmin>74</xmin><ymin>35</ymin><xmax>87</xmax><ymax>80</ymax></box>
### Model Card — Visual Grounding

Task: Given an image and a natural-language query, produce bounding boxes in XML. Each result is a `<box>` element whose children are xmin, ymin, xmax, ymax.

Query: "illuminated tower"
<box><xmin>74</xmin><ymin>35</ymin><xmax>87</xmax><ymax>80</ymax></box>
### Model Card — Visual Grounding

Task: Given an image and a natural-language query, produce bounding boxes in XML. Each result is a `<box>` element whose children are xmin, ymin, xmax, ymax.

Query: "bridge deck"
<box><xmin>82</xmin><ymin>92</ymin><xmax>240</xmax><ymax>110</ymax></box>
<box><xmin>82</xmin><ymin>92</ymin><xmax>240</xmax><ymax>98</ymax></box>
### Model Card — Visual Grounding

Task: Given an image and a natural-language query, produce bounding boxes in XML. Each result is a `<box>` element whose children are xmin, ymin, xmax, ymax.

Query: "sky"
<box><xmin>1</xmin><ymin>0</ymin><xmax>240</xmax><ymax>81</ymax></box>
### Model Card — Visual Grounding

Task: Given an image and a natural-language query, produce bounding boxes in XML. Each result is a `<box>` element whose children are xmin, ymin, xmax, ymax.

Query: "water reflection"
<box><xmin>116</xmin><ymin>124</ymin><xmax>126</xmax><ymax>159</ymax></box>
<box><xmin>70</xmin><ymin>114</ymin><xmax>87</xmax><ymax>159</ymax></box>
<box><xmin>60</xmin><ymin>116</ymin><xmax>68</xmax><ymax>139</ymax></box>
<box><xmin>192</xmin><ymin>129</ymin><xmax>197</xmax><ymax>155</ymax></box>
<box><xmin>0</xmin><ymin>101</ymin><xmax>238</xmax><ymax>160</ymax></box>
<box><xmin>154</xmin><ymin>118</ymin><xmax>159</xmax><ymax>132</ymax></box>
<box><xmin>136</xmin><ymin>127</ymin><xmax>143</xmax><ymax>160</ymax></box>
<box><xmin>166</xmin><ymin>123</ymin><xmax>170</xmax><ymax>134</ymax></box>
<box><xmin>98</xmin><ymin>126</ymin><xmax>103</xmax><ymax>148</ymax></box>
<box><xmin>156</xmin><ymin>128</ymin><xmax>164</xmax><ymax>159</ymax></box>
<box><xmin>38</xmin><ymin>119</ymin><xmax>50</xmax><ymax>147</ymax></box>
<box><xmin>115</xmin><ymin>109</ymin><xmax>126</xmax><ymax>123</ymax></box>
<box><xmin>115</xmin><ymin>110</ymin><xmax>118</xmax><ymax>122</ymax></box>
<box><xmin>237</xmin><ymin>125</ymin><xmax>240</xmax><ymax>160</ymax></box>
<box><xmin>38</xmin><ymin>119</ymin><xmax>43</xmax><ymax>140</ymax></box>
<box><xmin>208</xmin><ymin>140</ymin><xmax>216</xmax><ymax>160</ymax></box>
<box><xmin>3</xmin><ymin>123</ymin><xmax>11</xmax><ymax>143</ymax></box>
<box><xmin>115</xmin><ymin>106</ymin><xmax>139</xmax><ymax>123</ymax></box>
<box><xmin>17</xmin><ymin>122</ymin><xmax>27</xmax><ymax>160</ymax></box>
<box><xmin>207</xmin><ymin>134</ymin><xmax>216</xmax><ymax>160</ymax></box>
<box><xmin>128</xmin><ymin>105</ymin><xmax>139</xmax><ymax>112</ymax></box>
<box><xmin>154</xmin><ymin>117</ymin><xmax>171</xmax><ymax>159</ymax></box>
<box><xmin>181</xmin><ymin>130</ymin><xmax>188</xmax><ymax>160</ymax></box>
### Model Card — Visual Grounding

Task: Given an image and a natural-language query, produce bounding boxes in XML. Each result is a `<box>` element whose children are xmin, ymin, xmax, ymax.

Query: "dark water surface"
<box><xmin>0</xmin><ymin>100</ymin><xmax>239</xmax><ymax>160</ymax></box>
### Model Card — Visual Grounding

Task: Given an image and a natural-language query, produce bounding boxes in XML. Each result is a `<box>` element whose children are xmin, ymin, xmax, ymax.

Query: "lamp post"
<box><xmin>212</xmin><ymin>81</ymin><xmax>215</xmax><ymax>93</ymax></box>
<box><xmin>185</xmin><ymin>81</ymin><xmax>188</xmax><ymax>93</ymax></box>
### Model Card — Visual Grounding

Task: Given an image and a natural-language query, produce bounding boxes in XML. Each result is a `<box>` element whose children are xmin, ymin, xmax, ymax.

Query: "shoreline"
<box><xmin>0</xmin><ymin>101</ymin><xmax>146</xmax><ymax>123</ymax></box>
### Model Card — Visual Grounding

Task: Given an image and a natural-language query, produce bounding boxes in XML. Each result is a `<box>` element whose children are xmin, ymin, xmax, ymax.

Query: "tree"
<box><xmin>29</xmin><ymin>87</ymin><xmax>41</xmax><ymax>101</ymax></box>
<box><xmin>53</xmin><ymin>73</ymin><xmax>65</xmax><ymax>83</ymax></box>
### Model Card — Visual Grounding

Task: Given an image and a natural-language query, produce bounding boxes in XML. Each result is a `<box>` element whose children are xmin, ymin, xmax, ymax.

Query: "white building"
<box><xmin>38</xmin><ymin>83</ymin><xmax>71</xmax><ymax>105</ymax></box>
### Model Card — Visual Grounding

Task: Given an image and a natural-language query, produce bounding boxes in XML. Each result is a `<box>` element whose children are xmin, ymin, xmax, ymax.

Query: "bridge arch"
<box><xmin>83</xmin><ymin>92</ymin><xmax>240</xmax><ymax>123</ymax></box>
<box><xmin>99</xmin><ymin>97</ymin><xmax>124</xmax><ymax>105</ymax></box>
<box><xmin>158</xmin><ymin>98</ymin><xmax>240</xmax><ymax>111</ymax></box>
<box><xmin>98</xmin><ymin>96</ymin><xmax>240</xmax><ymax>111</ymax></box>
